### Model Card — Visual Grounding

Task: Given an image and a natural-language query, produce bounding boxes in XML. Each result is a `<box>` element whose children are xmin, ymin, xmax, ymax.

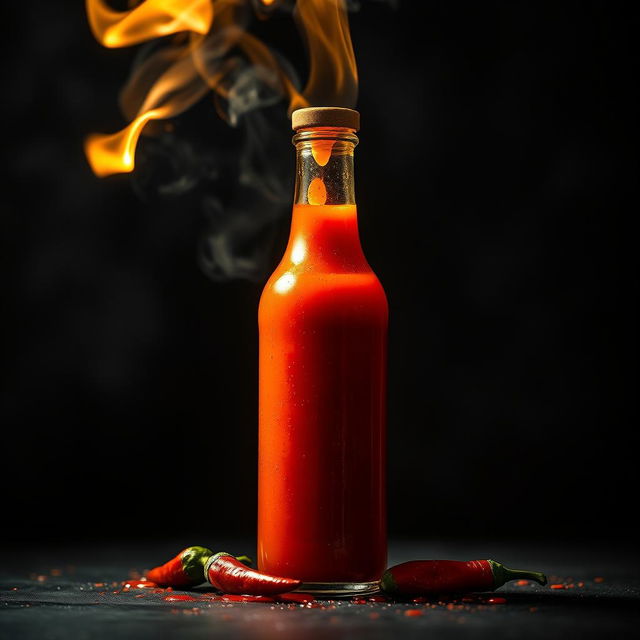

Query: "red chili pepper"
<box><xmin>380</xmin><ymin>559</ymin><xmax>547</xmax><ymax>596</ymax></box>
<box><xmin>146</xmin><ymin>546</ymin><xmax>213</xmax><ymax>587</ymax></box>
<box><xmin>205</xmin><ymin>552</ymin><xmax>301</xmax><ymax>596</ymax></box>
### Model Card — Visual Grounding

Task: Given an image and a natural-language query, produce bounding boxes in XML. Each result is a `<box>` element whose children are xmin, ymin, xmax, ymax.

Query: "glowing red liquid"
<box><xmin>258</xmin><ymin>204</ymin><xmax>387</xmax><ymax>583</ymax></box>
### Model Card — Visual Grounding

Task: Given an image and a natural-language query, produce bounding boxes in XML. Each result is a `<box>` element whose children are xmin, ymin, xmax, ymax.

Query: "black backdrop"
<box><xmin>2</xmin><ymin>1</ymin><xmax>636</xmax><ymax>548</ymax></box>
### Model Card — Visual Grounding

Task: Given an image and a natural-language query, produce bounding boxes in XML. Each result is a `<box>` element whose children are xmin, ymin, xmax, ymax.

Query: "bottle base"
<box><xmin>296</xmin><ymin>580</ymin><xmax>380</xmax><ymax>597</ymax></box>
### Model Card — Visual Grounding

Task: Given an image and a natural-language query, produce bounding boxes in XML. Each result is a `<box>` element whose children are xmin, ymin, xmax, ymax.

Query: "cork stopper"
<box><xmin>292</xmin><ymin>107</ymin><xmax>360</xmax><ymax>132</ymax></box>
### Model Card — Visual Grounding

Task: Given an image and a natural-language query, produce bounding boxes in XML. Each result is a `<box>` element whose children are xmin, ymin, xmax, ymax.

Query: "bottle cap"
<box><xmin>292</xmin><ymin>107</ymin><xmax>360</xmax><ymax>131</ymax></box>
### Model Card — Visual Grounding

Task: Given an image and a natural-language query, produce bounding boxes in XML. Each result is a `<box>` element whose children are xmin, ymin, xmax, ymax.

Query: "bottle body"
<box><xmin>258</xmin><ymin>201</ymin><xmax>387</xmax><ymax>590</ymax></box>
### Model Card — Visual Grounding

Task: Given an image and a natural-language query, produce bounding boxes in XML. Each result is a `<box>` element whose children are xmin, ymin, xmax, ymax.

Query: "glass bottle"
<box><xmin>258</xmin><ymin>107</ymin><xmax>387</xmax><ymax>595</ymax></box>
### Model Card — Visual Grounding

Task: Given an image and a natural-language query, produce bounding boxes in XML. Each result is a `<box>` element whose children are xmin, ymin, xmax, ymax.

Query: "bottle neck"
<box><xmin>285</xmin><ymin>127</ymin><xmax>366</xmax><ymax>273</ymax></box>
<box><xmin>293</xmin><ymin>127</ymin><xmax>358</xmax><ymax>206</ymax></box>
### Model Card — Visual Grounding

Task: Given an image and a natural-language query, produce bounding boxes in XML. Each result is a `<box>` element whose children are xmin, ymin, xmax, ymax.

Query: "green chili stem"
<box><xmin>488</xmin><ymin>559</ymin><xmax>547</xmax><ymax>588</ymax></box>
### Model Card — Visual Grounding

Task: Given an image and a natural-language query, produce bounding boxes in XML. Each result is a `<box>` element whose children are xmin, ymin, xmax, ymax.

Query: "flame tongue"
<box><xmin>295</xmin><ymin>0</ymin><xmax>357</xmax><ymax>108</ymax></box>
<box><xmin>85</xmin><ymin>0</ymin><xmax>358</xmax><ymax>177</ymax></box>
<box><xmin>86</xmin><ymin>41</ymin><xmax>208</xmax><ymax>176</ymax></box>
<box><xmin>87</xmin><ymin>0</ymin><xmax>213</xmax><ymax>48</ymax></box>
<box><xmin>85</xmin><ymin>111</ymin><xmax>161</xmax><ymax>177</ymax></box>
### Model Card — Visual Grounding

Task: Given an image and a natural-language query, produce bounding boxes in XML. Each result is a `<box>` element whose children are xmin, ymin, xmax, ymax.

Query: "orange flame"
<box><xmin>85</xmin><ymin>0</ymin><xmax>357</xmax><ymax>177</ymax></box>
<box><xmin>295</xmin><ymin>0</ymin><xmax>357</xmax><ymax>108</ymax></box>
<box><xmin>87</xmin><ymin>0</ymin><xmax>213</xmax><ymax>47</ymax></box>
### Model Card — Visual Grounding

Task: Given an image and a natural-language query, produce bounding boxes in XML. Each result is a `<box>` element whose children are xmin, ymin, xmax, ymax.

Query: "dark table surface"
<box><xmin>2</xmin><ymin>540</ymin><xmax>639</xmax><ymax>639</ymax></box>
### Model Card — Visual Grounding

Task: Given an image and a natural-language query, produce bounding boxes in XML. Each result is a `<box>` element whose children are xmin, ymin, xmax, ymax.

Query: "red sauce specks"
<box><xmin>222</xmin><ymin>595</ymin><xmax>276</xmax><ymax>603</ymax></box>
<box><xmin>158</xmin><ymin>592</ymin><xmax>319</xmax><ymax>605</ymax></box>
<box><xmin>163</xmin><ymin>594</ymin><xmax>200</xmax><ymax>602</ymax></box>
<box><xmin>405</xmin><ymin>609</ymin><xmax>424</xmax><ymax>617</ymax></box>
<box><xmin>277</xmin><ymin>593</ymin><xmax>315</xmax><ymax>604</ymax></box>
<box><xmin>550</xmin><ymin>584</ymin><xmax>565</xmax><ymax>590</ymax></box>
<box><xmin>202</xmin><ymin>594</ymin><xmax>223</xmax><ymax>601</ymax></box>
<box><xmin>121</xmin><ymin>580</ymin><xmax>158</xmax><ymax>591</ymax></box>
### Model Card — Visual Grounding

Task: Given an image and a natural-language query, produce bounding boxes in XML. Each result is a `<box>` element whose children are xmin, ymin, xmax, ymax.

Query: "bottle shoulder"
<box><xmin>259</xmin><ymin>266</ymin><xmax>388</xmax><ymax>323</ymax></box>
<box><xmin>262</xmin><ymin>264</ymin><xmax>386</xmax><ymax>295</ymax></box>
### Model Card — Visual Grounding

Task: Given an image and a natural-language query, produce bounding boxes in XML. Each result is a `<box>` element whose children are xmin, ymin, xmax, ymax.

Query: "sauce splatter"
<box><xmin>277</xmin><ymin>593</ymin><xmax>315</xmax><ymax>604</ymax></box>
<box><xmin>311</xmin><ymin>140</ymin><xmax>334</xmax><ymax>166</ymax></box>
<box><xmin>222</xmin><ymin>594</ymin><xmax>275</xmax><ymax>603</ymax></box>
<box><xmin>307</xmin><ymin>177</ymin><xmax>327</xmax><ymax>205</ymax></box>
<box><xmin>550</xmin><ymin>584</ymin><xmax>565</xmax><ymax>590</ymax></box>
<box><xmin>164</xmin><ymin>594</ymin><xmax>200</xmax><ymax>602</ymax></box>
<box><xmin>405</xmin><ymin>609</ymin><xmax>424</xmax><ymax>617</ymax></box>
<box><xmin>121</xmin><ymin>580</ymin><xmax>158</xmax><ymax>591</ymax></box>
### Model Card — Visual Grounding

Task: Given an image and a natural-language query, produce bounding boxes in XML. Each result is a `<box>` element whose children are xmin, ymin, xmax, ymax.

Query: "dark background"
<box><xmin>1</xmin><ymin>1</ymin><xmax>636</xmax><ymax>548</ymax></box>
